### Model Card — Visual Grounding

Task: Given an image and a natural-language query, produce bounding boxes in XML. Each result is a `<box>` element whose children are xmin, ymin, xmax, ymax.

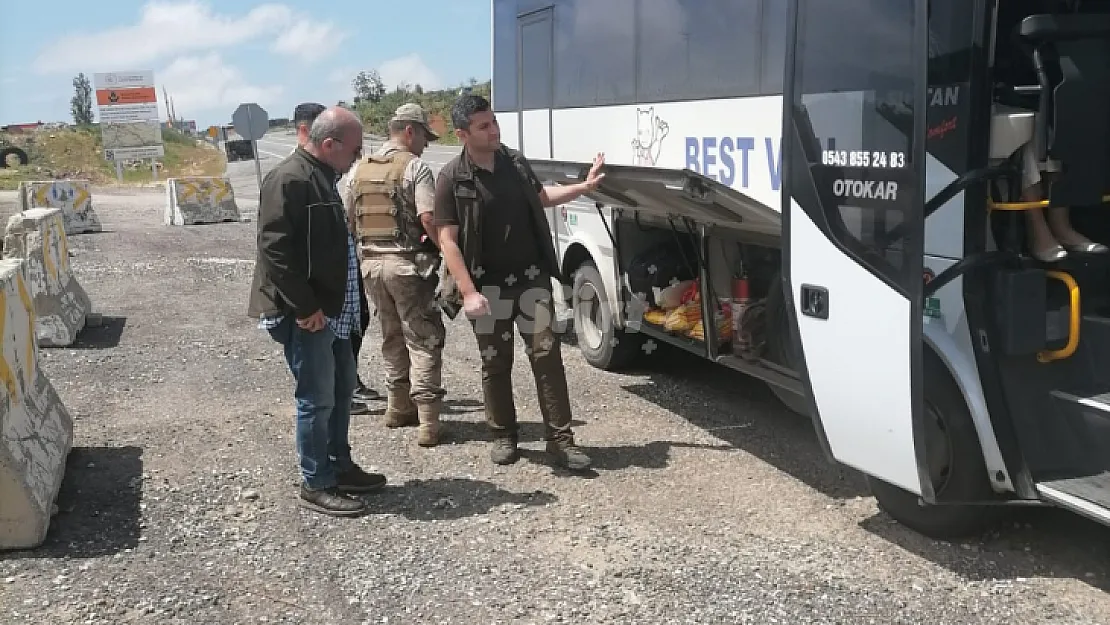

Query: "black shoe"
<box><xmin>298</xmin><ymin>485</ymin><xmax>367</xmax><ymax>517</ymax></box>
<box><xmin>354</xmin><ymin>381</ymin><xmax>382</xmax><ymax>402</ymax></box>
<box><xmin>336</xmin><ymin>464</ymin><xmax>387</xmax><ymax>493</ymax></box>
<box><xmin>546</xmin><ymin>441</ymin><xmax>592</xmax><ymax>471</ymax></box>
<box><xmin>350</xmin><ymin>400</ymin><xmax>371</xmax><ymax>416</ymax></box>
<box><xmin>490</xmin><ymin>437</ymin><xmax>519</xmax><ymax>465</ymax></box>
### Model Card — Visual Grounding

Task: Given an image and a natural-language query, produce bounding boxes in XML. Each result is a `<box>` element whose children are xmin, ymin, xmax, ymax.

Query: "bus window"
<box><xmin>636</xmin><ymin>0</ymin><xmax>761</xmax><ymax>102</ymax></box>
<box><xmin>553</xmin><ymin>0</ymin><xmax>636</xmax><ymax>108</ymax></box>
<box><xmin>794</xmin><ymin>0</ymin><xmax>920</xmax><ymax>292</ymax></box>
<box><xmin>493</xmin><ymin>0</ymin><xmax>518</xmax><ymax>112</ymax></box>
<box><xmin>761</xmin><ymin>0</ymin><xmax>789</xmax><ymax>95</ymax></box>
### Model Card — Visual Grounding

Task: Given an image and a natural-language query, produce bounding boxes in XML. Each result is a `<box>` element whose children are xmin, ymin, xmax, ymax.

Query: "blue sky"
<box><xmin>0</xmin><ymin>0</ymin><xmax>493</xmax><ymax>128</ymax></box>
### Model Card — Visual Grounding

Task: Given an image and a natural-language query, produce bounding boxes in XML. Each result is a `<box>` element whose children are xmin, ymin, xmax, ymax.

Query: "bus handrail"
<box><xmin>878</xmin><ymin>165</ymin><xmax>1014</xmax><ymax>248</ymax></box>
<box><xmin>1038</xmin><ymin>271</ymin><xmax>1081</xmax><ymax>363</ymax></box>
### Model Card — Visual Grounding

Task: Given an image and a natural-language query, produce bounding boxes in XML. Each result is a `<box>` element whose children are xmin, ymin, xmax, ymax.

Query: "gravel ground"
<box><xmin>3</xmin><ymin>185</ymin><xmax>1110</xmax><ymax>624</ymax></box>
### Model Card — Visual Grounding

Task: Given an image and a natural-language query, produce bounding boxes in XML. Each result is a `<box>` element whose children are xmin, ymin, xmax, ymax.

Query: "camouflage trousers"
<box><xmin>362</xmin><ymin>254</ymin><xmax>446</xmax><ymax>405</ymax></box>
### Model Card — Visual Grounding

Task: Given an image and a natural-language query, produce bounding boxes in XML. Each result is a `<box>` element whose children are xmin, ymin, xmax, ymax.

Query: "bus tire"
<box><xmin>866</xmin><ymin>353</ymin><xmax>1004</xmax><ymax>539</ymax></box>
<box><xmin>764</xmin><ymin>270</ymin><xmax>810</xmax><ymax>416</ymax></box>
<box><xmin>572</xmin><ymin>259</ymin><xmax>642</xmax><ymax>370</ymax></box>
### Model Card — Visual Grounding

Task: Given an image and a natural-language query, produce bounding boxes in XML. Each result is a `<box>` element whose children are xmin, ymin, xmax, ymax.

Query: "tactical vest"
<box><xmin>351</xmin><ymin>149</ymin><xmax>426</xmax><ymax>256</ymax></box>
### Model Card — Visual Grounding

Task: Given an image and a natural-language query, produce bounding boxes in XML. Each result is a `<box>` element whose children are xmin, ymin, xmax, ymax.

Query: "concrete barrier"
<box><xmin>0</xmin><ymin>257</ymin><xmax>74</xmax><ymax>550</ymax></box>
<box><xmin>165</xmin><ymin>177</ymin><xmax>241</xmax><ymax>225</ymax></box>
<box><xmin>18</xmin><ymin>180</ymin><xmax>103</xmax><ymax>235</ymax></box>
<box><xmin>3</xmin><ymin>208</ymin><xmax>92</xmax><ymax>347</ymax></box>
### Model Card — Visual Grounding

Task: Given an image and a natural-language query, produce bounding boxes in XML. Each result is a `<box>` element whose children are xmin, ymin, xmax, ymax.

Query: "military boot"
<box><xmin>384</xmin><ymin>386</ymin><xmax>418</xmax><ymax>428</ymax></box>
<box><xmin>416</xmin><ymin>401</ymin><xmax>443</xmax><ymax>447</ymax></box>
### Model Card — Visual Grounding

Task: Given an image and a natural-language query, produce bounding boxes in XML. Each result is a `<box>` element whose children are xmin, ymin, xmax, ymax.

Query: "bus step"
<box><xmin>1036</xmin><ymin>390</ymin><xmax>1110</xmax><ymax>491</ymax></box>
<box><xmin>1037</xmin><ymin>473</ymin><xmax>1110</xmax><ymax>525</ymax></box>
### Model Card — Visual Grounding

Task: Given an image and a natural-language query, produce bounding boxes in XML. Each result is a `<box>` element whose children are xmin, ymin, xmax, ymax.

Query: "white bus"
<box><xmin>491</xmin><ymin>0</ymin><xmax>1110</xmax><ymax>539</ymax></box>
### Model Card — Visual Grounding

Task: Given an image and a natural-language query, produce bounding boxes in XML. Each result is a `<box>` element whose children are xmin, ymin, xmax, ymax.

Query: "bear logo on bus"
<box><xmin>632</xmin><ymin>106</ymin><xmax>669</xmax><ymax>167</ymax></box>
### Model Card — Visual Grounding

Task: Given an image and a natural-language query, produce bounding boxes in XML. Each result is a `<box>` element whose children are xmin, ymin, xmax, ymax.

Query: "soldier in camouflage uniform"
<box><xmin>343</xmin><ymin>103</ymin><xmax>447</xmax><ymax>447</ymax></box>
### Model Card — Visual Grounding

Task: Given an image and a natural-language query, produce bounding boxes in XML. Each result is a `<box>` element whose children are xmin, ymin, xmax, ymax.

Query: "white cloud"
<box><xmin>377</xmin><ymin>54</ymin><xmax>442</xmax><ymax>91</ymax></box>
<box><xmin>32</xmin><ymin>0</ymin><xmax>345</xmax><ymax>75</ymax></box>
<box><xmin>271</xmin><ymin>21</ymin><xmax>347</xmax><ymax>63</ymax></box>
<box><xmin>155</xmin><ymin>53</ymin><xmax>283</xmax><ymax>119</ymax></box>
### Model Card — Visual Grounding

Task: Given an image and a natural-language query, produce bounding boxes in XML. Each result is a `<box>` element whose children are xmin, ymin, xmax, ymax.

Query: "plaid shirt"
<box><xmin>258</xmin><ymin>232</ymin><xmax>361</xmax><ymax>339</ymax></box>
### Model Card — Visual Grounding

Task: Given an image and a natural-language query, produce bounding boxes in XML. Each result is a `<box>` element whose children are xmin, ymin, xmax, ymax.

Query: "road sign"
<box><xmin>98</xmin><ymin>103</ymin><xmax>159</xmax><ymax>124</ymax></box>
<box><xmin>94</xmin><ymin>69</ymin><xmax>162</xmax><ymax>177</ymax></box>
<box><xmin>94</xmin><ymin>71</ymin><xmax>154</xmax><ymax>90</ymax></box>
<box><xmin>93</xmin><ymin>72</ymin><xmax>158</xmax><ymax>123</ymax></box>
<box><xmin>105</xmin><ymin>146</ymin><xmax>165</xmax><ymax>161</ymax></box>
<box><xmin>232</xmin><ymin>103</ymin><xmax>269</xmax><ymax>192</ymax></box>
<box><xmin>232</xmin><ymin>103</ymin><xmax>268</xmax><ymax>141</ymax></box>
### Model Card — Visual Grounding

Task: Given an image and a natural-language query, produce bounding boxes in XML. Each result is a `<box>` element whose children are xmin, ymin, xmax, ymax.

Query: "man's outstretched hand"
<box><xmin>584</xmin><ymin>152</ymin><xmax>606</xmax><ymax>191</ymax></box>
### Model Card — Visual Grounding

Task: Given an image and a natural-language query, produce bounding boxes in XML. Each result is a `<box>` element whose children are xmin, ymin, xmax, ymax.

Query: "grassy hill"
<box><xmin>353</xmin><ymin>80</ymin><xmax>492</xmax><ymax>144</ymax></box>
<box><xmin>0</xmin><ymin>126</ymin><xmax>226</xmax><ymax>190</ymax></box>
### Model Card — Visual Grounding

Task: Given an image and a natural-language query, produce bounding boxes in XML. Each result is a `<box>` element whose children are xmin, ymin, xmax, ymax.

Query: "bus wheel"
<box><xmin>764</xmin><ymin>271</ymin><xmax>810</xmax><ymax>416</ymax></box>
<box><xmin>866</xmin><ymin>355</ymin><xmax>1004</xmax><ymax>539</ymax></box>
<box><xmin>572</xmin><ymin>260</ymin><xmax>642</xmax><ymax>370</ymax></box>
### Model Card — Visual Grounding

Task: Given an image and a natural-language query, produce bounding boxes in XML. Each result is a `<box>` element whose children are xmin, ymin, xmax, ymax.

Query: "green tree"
<box><xmin>71</xmin><ymin>73</ymin><xmax>93</xmax><ymax>126</ymax></box>
<box><xmin>352</xmin><ymin>70</ymin><xmax>386</xmax><ymax>104</ymax></box>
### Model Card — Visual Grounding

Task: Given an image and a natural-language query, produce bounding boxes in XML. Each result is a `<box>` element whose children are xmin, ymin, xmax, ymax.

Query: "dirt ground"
<box><xmin>3</xmin><ymin>186</ymin><xmax>1110</xmax><ymax>624</ymax></box>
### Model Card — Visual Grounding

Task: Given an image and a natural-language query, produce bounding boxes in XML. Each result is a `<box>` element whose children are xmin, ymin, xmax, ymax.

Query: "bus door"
<box><xmin>782</xmin><ymin>0</ymin><xmax>931</xmax><ymax>497</ymax></box>
<box><xmin>515</xmin><ymin>6</ymin><xmax>559</xmax><ymax>251</ymax></box>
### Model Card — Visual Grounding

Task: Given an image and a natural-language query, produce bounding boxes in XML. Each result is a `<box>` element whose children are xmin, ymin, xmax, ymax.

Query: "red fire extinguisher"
<box><xmin>732</xmin><ymin>271</ymin><xmax>750</xmax><ymax>353</ymax></box>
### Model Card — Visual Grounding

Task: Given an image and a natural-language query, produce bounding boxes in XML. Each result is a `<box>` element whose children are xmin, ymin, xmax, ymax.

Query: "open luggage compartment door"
<box><xmin>782</xmin><ymin>0</ymin><xmax>931</xmax><ymax>497</ymax></box>
<box><xmin>529</xmin><ymin>160</ymin><xmax>782</xmax><ymax>241</ymax></box>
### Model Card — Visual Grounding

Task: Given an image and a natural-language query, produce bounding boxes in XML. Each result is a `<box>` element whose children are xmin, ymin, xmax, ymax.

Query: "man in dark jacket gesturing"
<box><xmin>248</xmin><ymin>106</ymin><xmax>386</xmax><ymax>517</ymax></box>
<box><xmin>434</xmin><ymin>94</ymin><xmax>605</xmax><ymax>471</ymax></box>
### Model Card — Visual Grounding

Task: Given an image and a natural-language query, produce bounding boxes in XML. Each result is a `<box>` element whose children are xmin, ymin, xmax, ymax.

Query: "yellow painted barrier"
<box><xmin>18</xmin><ymin>180</ymin><xmax>103</xmax><ymax>235</ymax></box>
<box><xmin>0</xmin><ymin>257</ymin><xmax>74</xmax><ymax>550</ymax></box>
<box><xmin>2</xmin><ymin>209</ymin><xmax>92</xmax><ymax>347</ymax></box>
<box><xmin>164</xmin><ymin>177</ymin><xmax>241</xmax><ymax>225</ymax></box>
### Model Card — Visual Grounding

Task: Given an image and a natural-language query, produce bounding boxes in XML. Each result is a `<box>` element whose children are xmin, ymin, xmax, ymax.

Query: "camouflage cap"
<box><xmin>390</xmin><ymin>103</ymin><xmax>439</xmax><ymax>141</ymax></box>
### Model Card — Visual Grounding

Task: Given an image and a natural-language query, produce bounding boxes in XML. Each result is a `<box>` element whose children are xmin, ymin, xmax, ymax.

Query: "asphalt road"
<box><xmin>232</xmin><ymin>129</ymin><xmax>462</xmax><ymax>219</ymax></box>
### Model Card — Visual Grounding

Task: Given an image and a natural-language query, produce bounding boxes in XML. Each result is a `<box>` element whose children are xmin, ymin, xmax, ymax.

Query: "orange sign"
<box><xmin>95</xmin><ymin>87</ymin><xmax>157</xmax><ymax>106</ymax></box>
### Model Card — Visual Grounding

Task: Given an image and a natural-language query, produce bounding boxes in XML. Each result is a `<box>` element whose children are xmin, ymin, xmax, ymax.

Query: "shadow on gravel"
<box><xmin>616</xmin><ymin>347</ymin><xmax>870</xmax><ymax>500</ymax></box>
<box><xmin>859</xmin><ymin>505</ymin><xmax>1110</xmax><ymax>592</ymax></box>
<box><xmin>71</xmin><ymin>315</ymin><xmax>127</xmax><ymax>349</ymax></box>
<box><xmin>0</xmin><ymin>445</ymin><xmax>143</xmax><ymax>560</ymax></box>
<box><xmin>578</xmin><ymin>440</ymin><xmax>734</xmax><ymax>471</ymax></box>
<box><xmin>363</xmin><ymin>477</ymin><xmax>556</xmax><ymax>521</ymax></box>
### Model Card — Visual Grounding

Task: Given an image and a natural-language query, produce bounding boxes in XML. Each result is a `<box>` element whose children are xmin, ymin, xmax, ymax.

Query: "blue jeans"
<box><xmin>267</xmin><ymin>316</ymin><xmax>357</xmax><ymax>490</ymax></box>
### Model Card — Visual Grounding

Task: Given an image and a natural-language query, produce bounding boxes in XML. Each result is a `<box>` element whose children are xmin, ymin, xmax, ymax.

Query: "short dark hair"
<box><xmin>293</xmin><ymin>103</ymin><xmax>326</xmax><ymax>125</ymax></box>
<box><xmin>451</xmin><ymin>94</ymin><xmax>491</xmax><ymax>131</ymax></box>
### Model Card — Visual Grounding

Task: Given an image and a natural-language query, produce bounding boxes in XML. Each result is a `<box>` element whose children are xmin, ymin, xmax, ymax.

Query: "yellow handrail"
<box><xmin>1038</xmin><ymin>270</ymin><xmax>1080</xmax><ymax>363</ymax></box>
<box><xmin>989</xmin><ymin>194</ymin><xmax>1110</xmax><ymax>211</ymax></box>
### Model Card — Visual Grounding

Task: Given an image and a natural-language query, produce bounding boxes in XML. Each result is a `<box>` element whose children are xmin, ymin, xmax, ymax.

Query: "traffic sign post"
<box><xmin>232</xmin><ymin>103</ymin><xmax>269</xmax><ymax>192</ymax></box>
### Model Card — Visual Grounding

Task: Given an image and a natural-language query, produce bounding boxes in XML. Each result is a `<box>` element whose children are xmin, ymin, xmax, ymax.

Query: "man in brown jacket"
<box><xmin>248</xmin><ymin>106</ymin><xmax>386</xmax><ymax>517</ymax></box>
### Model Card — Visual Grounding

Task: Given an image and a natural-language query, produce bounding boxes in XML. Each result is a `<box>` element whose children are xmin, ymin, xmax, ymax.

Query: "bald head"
<box><xmin>305</xmin><ymin>107</ymin><xmax>363</xmax><ymax>171</ymax></box>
